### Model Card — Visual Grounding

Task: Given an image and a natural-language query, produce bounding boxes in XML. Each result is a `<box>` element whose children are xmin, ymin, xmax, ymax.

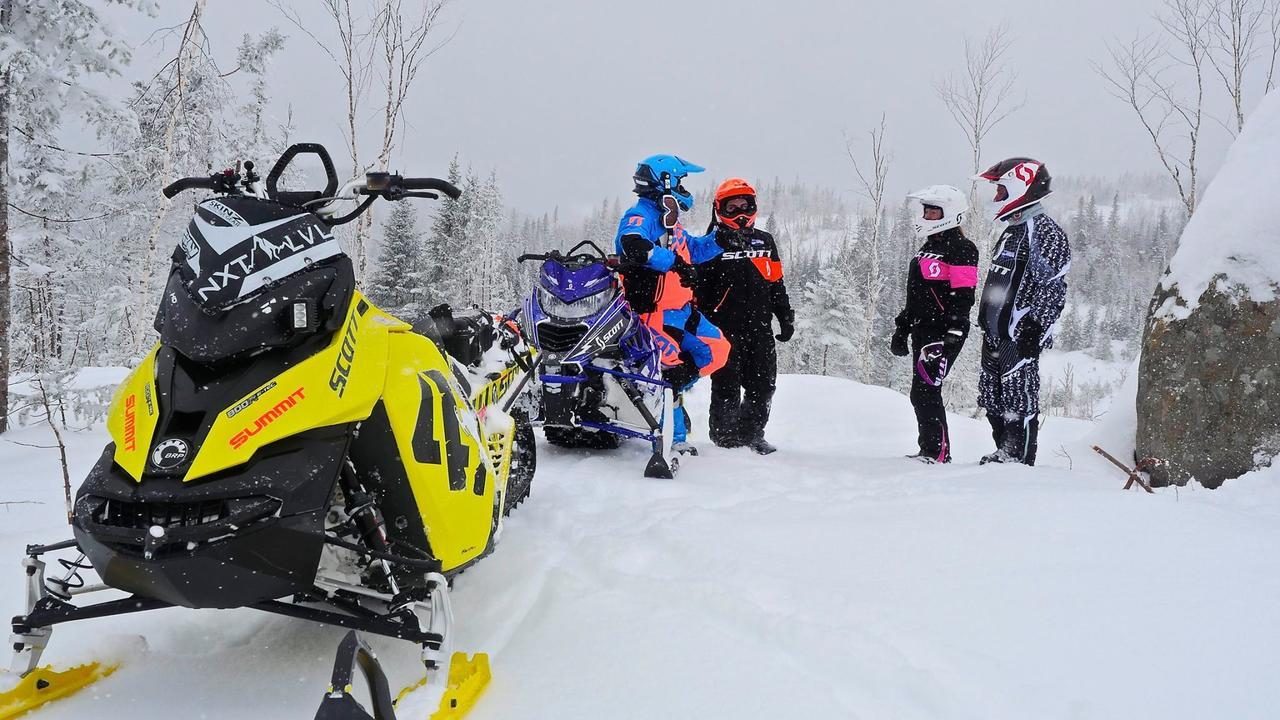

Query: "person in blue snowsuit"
<box><xmin>614</xmin><ymin>155</ymin><xmax>735</xmax><ymax>454</ymax></box>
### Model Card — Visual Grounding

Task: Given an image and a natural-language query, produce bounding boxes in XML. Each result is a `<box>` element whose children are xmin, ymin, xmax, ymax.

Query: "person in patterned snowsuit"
<box><xmin>974</xmin><ymin>158</ymin><xmax>1071</xmax><ymax>466</ymax></box>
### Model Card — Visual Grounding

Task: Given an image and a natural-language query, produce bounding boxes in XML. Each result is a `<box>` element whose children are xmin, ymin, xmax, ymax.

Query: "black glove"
<box><xmin>943</xmin><ymin>329</ymin><xmax>965</xmax><ymax>353</ymax></box>
<box><xmin>671</xmin><ymin>256</ymin><xmax>698</xmax><ymax>288</ymax></box>
<box><xmin>715</xmin><ymin>226</ymin><xmax>749</xmax><ymax>252</ymax></box>
<box><xmin>890</xmin><ymin>327</ymin><xmax>910</xmax><ymax>357</ymax></box>
<box><xmin>1016</xmin><ymin>319</ymin><xmax>1044</xmax><ymax>359</ymax></box>
<box><xmin>775</xmin><ymin>315</ymin><xmax>794</xmax><ymax>342</ymax></box>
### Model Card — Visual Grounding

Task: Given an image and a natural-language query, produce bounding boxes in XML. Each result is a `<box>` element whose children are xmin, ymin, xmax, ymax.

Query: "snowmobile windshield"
<box><xmin>175</xmin><ymin>196</ymin><xmax>345</xmax><ymax>314</ymax></box>
<box><xmin>539</xmin><ymin>259</ymin><xmax>614</xmax><ymax>300</ymax></box>
<box><xmin>536</xmin><ymin>259</ymin><xmax>617</xmax><ymax>321</ymax></box>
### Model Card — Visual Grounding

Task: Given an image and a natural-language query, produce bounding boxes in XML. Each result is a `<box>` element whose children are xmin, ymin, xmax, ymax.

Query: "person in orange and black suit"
<box><xmin>694</xmin><ymin>178</ymin><xmax>794</xmax><ymax>455</ymax></box>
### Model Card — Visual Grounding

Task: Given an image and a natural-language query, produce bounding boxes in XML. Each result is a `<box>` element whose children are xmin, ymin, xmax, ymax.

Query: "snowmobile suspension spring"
<box><xmin>46</xmin><ymin>554</ymin><xmax>92</xmax><ymax>600</ymax></box>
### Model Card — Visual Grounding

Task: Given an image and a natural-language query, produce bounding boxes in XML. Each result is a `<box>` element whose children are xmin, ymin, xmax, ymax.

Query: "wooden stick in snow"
<box><xmin>1091</xmin><ymin>445</ymin><xmax>1156</xmax><ymax>494</ymax></box>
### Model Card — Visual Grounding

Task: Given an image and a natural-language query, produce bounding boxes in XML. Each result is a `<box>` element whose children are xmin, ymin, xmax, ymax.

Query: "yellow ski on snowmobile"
<box><xmin>1</xmin><ymin>144</ymin><xmax>534</xmax><ymax>720</ymax></box>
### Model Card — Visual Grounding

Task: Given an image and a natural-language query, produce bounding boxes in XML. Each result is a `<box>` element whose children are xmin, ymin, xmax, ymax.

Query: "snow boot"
<box><xmin>981</xmin><ymin>414</ymin><xmax>1039</xmax><ymax>466</ymax></box>
<box><xmin>908</xmin><ymin>452</ymin><xmax>949</xmax><ymax>464</ymax></box>
<box><xmin>747</xmin><ymin>438</ymin><xmax>777</xmax><ymax>455</ymax></box>
<box><xmin>979</xmin><ymin>449</ymin><xmax>1017</xmax><ymax>465</ymax></box>
<box><xmin>673</xmin><ymin>441</ymin><xmax>699</xmax><ymax>456</ymax></box>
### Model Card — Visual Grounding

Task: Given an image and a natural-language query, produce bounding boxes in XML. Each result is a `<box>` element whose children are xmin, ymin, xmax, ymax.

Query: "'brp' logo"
<box><xmin>151</xmin><ymin>438</ymin><xmax>190</xmax><ymax>470</ymax></box>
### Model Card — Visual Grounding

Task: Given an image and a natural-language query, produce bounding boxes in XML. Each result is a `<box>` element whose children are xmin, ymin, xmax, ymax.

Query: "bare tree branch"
<box><xmin>6</xmin><ymin>203</ymin><xmax>114</xmax><ymax>224</ymax></box>
<box><xmin>843</xmin><ymin>116</ymin><xmax>891</xmax><ymax>381</ymax></box>
<box><xmin>1205</xmin><ymin>0</ymin><xmax>1266</xmax><ymax>134</ymax></box>
<box><xmin>1266</xmin><ymin>0</ymin><xmax>1280</xmax><ymax>90</ymax></box>
<box><xmin>1097</xmin><ymin>0</ymin><xmax>1212</xmax><ymax>216</ymax></box>
<box><xmin>934</xmin><ymin>24</ymin><xmax>1025</xmax><ymax>179</ymax></box>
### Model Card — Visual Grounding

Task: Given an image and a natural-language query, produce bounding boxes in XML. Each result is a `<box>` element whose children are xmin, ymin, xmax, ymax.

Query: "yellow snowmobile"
<box><xmin>1</xmin><ymin>144</ymin><xmax>533</xmax><ymax>719</ymax></box>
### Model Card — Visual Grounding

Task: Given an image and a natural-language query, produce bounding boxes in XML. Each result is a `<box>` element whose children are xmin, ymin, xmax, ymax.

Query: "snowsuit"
<box><xmin>693</xmin><ymin>226</ymin><xmax>794</xmax><ymax>446</ymax></box>
<box><xmin>615</xmin><ymin>196</ymin><xmax>730</xmax><ymax>443</ymax></box>
<box><xmin>977</xmin><ymin>205</ymin><xmax>1071</xmax><ymax>465</ymax></box>
<box><xmin>895</xmin><ymin>227</ymin><xmax>979</xmax><ymax>462</ymax></box>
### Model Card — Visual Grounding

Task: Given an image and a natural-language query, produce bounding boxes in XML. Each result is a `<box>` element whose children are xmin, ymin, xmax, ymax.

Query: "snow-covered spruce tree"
<box><xmin>464</xmin><ymin>170</ymin><xmax>513</xmax><ymax>311</ymax></box>
<box><xmin>791</xmin><ymin>250</ymin><xmax>863</xmax><ymax>378</ymax></box>
<box><xmin>368</xmin><ymin>201</ymin><xmax>425</xmax><ymax>324</ymax></box>
<box><xmin>427</xmin><ymin>157</ymin><xmax>469</xmax><ymax>307</ymax></box>
<box><xmin>0</xmin><ymin>0</ymin><xmax>155</xmax><ymax>430</ymax></box>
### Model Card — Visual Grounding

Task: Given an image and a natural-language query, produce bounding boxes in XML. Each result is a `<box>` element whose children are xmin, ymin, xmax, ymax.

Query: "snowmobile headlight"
<box><xmin>537</xmin><ymin>287</ymin><xmax>615</xmax><ymax>321</ymax></box>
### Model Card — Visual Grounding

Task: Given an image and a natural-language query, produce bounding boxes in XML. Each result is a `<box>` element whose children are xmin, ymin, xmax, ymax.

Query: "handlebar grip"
<box><xmin>516</xmin><ymin>254</ymin><xmax>546</xmax><ymax>263</ymax></box>
<box><xmin>400</xmin><ymin>177</ymin><xmax>462</xmax><ymax>200</ymax></box>
<box><xmin>162</xmin><ymin>176</ymin><xmax>215</xmax><ymax>199</ymax></box>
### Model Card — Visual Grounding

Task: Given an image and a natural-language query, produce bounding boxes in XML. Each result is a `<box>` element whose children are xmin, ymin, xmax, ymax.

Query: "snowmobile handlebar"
<box><xmin>162</xmin><ymin>170</ymin><xmax>241</xmax><ymax>199</ymax></box>
<box><xmin>399</xmin><ymin>177</ymin><xmax>462</xmax><ymax>199</ymax></box>
<box><xmin>518</xmin><ymin>241</ymin><xmax>618</xmax><ymax>269</ymax></box>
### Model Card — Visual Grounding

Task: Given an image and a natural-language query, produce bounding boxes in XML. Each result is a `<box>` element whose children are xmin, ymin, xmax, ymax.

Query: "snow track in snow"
<box><xmin>3</xmin><ymin>375</ymin><xmax>1279</xmax><ymax>718</ymax></box>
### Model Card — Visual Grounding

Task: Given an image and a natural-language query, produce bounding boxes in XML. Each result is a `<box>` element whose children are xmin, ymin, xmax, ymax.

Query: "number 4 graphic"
<box><xmin>415</xmin><ymin>370</ymin><xmax>472</xmax><ymax>491</ymax></box>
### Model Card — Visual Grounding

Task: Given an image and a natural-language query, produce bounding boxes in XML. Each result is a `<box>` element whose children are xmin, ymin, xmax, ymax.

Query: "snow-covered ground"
<box><xmin>3</xmin><ymin>375</ymin><xmax>1279</xmax><ymax>719</ymax></box>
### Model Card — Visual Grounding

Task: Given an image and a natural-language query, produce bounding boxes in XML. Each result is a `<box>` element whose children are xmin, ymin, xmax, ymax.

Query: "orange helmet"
<box><xmin>714</xmin><ymin>177</ymin><xmax>757</xmax><ymax>230</ymax></box>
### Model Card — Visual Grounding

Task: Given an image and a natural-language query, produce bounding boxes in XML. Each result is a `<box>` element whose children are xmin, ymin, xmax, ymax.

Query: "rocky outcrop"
<box><xmin>1137</xmin><ymin>278</ymin><xmax>1280</xmax><ymax>488</ymax></box>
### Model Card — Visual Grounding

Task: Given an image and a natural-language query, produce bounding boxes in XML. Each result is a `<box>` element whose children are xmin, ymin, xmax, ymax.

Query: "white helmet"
<box><xmin>906</xmin><ymin>185</ymin><xmax>968</xmax><ymax>239</ymax></box>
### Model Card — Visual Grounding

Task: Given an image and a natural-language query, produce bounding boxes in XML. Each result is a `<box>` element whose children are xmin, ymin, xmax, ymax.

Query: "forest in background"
<box><xmin>5</xmin><ymin>0</ymin><xmax>1275</xmax><ymax>430</ymax></box>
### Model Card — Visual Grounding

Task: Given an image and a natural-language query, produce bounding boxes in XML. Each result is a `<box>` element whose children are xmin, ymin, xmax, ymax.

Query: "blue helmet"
<box><xmin>633</xmin><ymin>154</ymin><xmax>705</xmax><ymax>211</ymax></box>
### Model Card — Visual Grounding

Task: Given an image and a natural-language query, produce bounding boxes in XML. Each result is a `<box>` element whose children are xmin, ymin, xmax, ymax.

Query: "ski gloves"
<box><xmin>672</xmin><ymin>256</ymin><xmax>699</xmax><ymax>288</ymax></box>
<box><xmin>775</xmin><ymin>314</ymin><xmax>795</xmax><ymax>343</ymax></box>
<box><xmin>1016</xmin><ymin>319</ymin><xmax>1044</xmax><ymax>359</ymax></box>
<box><xmin>891</xmin><ymin>314</ymin><xmax>911</xmax><ymax>357</ymax></box>
<box><xmin>893</xmin><ymin>315</ymin><xmax>965</xmax><ymax>358</ymax></box>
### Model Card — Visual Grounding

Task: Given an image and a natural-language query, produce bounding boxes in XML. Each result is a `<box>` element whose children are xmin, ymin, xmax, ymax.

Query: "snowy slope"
<box><xmin>3</xmin><ymin>376</ymin><xmax>1280</xmax><ymax>719</ymax></box>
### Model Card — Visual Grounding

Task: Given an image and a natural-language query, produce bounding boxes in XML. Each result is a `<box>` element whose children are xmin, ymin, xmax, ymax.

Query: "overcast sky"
<box><xmin>103</xmin><ymin>0</ymin><xmax>1225</xmax><ymax>216</ymax></box>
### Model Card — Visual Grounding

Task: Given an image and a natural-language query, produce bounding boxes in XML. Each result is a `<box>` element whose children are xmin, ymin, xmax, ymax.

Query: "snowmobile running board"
<box><xmin>315</xmin><ymin>631</ymin><xmax>490</xmax><ymax>720</ymax></box>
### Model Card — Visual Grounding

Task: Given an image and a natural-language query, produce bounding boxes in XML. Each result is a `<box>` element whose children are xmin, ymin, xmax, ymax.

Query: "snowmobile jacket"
<box><xmin>978</xmin><ymin>205</ymin><xmax>1071</xmax><ymax>345</ymax></box>
<box><xmin>895</xmin><ymin>227</ymin><xmax>980</xmax><ymax>336</ymax></box>
<box><xmin>694</xmin><ymin>226</ymin><xmax>793</xmax><ymax>339</ymax></box>
<box><xmin>615</xmin><ymin>196</ymin><xmax>725</xmax><ymax>315</ymax></box>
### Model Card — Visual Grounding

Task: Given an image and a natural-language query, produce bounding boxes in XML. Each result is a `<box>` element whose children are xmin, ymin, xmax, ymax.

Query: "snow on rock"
<box><xmin>2</xmin><ymin>376</ymin><xmax>1278</xmax><ymax>718</ymax></box>
<box><xmin>1155</xmin><ymin>91</ymin><xmax>1280</xmax><ymax>319</ymax></box>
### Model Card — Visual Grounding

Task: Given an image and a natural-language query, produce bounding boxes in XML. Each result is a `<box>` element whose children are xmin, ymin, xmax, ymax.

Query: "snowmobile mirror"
<box><xmin>661</xmin><ymin>195</ymin><xmax>680</xmax><ymax>230</ymax></box>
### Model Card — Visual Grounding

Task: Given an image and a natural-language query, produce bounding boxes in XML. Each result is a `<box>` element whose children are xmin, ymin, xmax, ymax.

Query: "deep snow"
<box><xmin>2</xmin><ymin>375</ymin><xmax>1279</xmax><ymax>719</ymax></box>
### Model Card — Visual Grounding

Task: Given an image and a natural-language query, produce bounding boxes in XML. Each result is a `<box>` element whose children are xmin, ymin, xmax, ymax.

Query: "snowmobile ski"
<box><xmin>0</xmin><ymin>662</ymin><xmax>116</xmax><ymax>720</ymax></box>
<box><xmin>396</xmin><ymin>651</ymin><xmax>491</xmax><ymax>720</ymax></box>
<box><xmin>643</xmin><ymin>387</ymin><xmax>679</xmax><ymax>479</ymax></box>
<box><xmin>314</xmin><ymin>631</ymin><xmax>490</xmax><ymax>720</ymax></box>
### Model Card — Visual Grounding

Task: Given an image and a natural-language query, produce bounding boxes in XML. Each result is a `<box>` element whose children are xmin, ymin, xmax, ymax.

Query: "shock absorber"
<box><xmin>338</xmin><ymin>460</ymin><xmax>400</xmax><ymax>596</ymax></box>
